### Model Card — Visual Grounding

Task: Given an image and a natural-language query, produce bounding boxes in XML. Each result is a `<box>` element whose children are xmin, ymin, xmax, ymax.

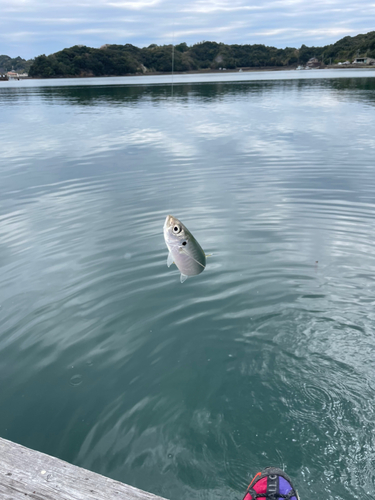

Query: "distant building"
<box><xmin>306</xmin><ymin>57</ymin><xmax>320</xmax><ymax>68</ymax></box>
<box><xmin>353</xmin><ymin>57</ymin><xmax>375</xmax><ymax>65</ymax></box>
<box><xmin>6</xmin><ymin>71</ymin><xmax>28</xmax><ymax>80</ymax></box>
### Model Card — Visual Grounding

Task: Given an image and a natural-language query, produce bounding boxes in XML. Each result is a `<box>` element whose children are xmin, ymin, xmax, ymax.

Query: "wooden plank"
<box><xmin>0</xmin><ymin>437</ymin><xmax>168</xmax><ymax>500</ymax></box>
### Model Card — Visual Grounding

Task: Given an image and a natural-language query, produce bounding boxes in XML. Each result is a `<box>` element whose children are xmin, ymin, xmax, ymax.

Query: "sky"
<box><xmin>0</xmin><ymin>0</ymin><xmax>374</xmax><ymax>60</ymax></box>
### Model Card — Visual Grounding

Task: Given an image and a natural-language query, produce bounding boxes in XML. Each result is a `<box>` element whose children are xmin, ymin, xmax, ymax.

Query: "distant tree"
<box><xmin>0</xmin><ymin>54</ymin><xmax>33</xmax><ymax>73</ymax></box>
<box><xmin>29</xmin><ymin>55</ymin><xmax>54</xmax><ymax>77</ymax></box>
<box><xmin>175</xmin><ymin>43</ymin><xmax>189</xmax><ymax>53</ymax></box>
<box><xmin>189</xmin><ymin>41</ymin><xmax>221</xmax><ymax>67</ymax></box>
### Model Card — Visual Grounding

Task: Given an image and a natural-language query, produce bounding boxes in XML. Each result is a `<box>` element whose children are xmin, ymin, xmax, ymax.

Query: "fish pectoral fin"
<box><xmin>180</xmin><ymin>274</ymin><xmax>188</xmax><ymax>283</ymax></box>
<box><xmin>167</xmin><ymin>252</ymin><xmax>174</xmax><ymax>268</ymax></box>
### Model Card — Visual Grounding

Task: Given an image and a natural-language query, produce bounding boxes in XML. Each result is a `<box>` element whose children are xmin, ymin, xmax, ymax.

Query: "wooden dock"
<box><xmin>0</xmin><ymin>437</ymin><xmax>168</xmax><ymax>500</ymax></box>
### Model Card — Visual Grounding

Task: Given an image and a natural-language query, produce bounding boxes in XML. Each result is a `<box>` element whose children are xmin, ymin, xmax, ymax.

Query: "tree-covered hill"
<box><xmin>0</xmin><ymin>55</ymin><xmax>33</xmax><ymax>74</ymax></box>
<box><xmin>322</xmin><ymin>31</ymin><xmax>375</xmax><ymax>61</ymax></box>
<box><xmin>22</xmin><ymin>30</ymin><xmax>375</xmax><ymax>78</ymax></box>
<box><xmin>28</xmin><ymin>42</ymin><xmax>300</xmax><ymax>77</ymax></box>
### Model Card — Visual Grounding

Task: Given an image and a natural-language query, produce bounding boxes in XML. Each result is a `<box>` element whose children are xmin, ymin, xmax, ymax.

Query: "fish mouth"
<box><xmin>164</xmin><ymin>215</ymin><xmax>174</xmax><ymax>229</ymax></box>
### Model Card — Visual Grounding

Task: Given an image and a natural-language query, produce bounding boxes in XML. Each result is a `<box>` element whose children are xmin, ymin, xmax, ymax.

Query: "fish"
<box><xmin>163</xmin><ymin>215</ymin><xmax>206</xmax><ymax>283</ymax></box>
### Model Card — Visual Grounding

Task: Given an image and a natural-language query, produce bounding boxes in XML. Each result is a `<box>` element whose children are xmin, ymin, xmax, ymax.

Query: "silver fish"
<box><xmin>163</xmin><ymin>215</ymin><xmax>206</xmax><ymax>283</ymax></box>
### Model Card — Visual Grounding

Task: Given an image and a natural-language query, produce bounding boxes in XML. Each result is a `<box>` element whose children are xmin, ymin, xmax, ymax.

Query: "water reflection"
<box><xmin>1</xmin><ymin>75</ymin><xmax>375</xmax><ymax>500</ymax></box>
<box><xmin>1</xmin><ymin>76</ymin><xmax>375</xmax><ymax>109</ymax></box>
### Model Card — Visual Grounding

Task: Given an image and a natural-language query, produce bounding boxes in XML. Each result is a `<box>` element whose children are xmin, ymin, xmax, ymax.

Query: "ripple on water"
<box><xmin>2</xmin><ymin>77</ymin><xmax>375</xmax><ymax>500</ymax></box>
<box><xmin>70</xmin><ymin>374</ymin><xmax>83</xmax><ymax>386</ymax></box>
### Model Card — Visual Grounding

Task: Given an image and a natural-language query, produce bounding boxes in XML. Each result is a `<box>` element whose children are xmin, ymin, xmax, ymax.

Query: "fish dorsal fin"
<box><xmin>180</xmin><ymin>274</ymin><xmax>188</xmax><ymax>283</ymax></box>
<box><xmin>167</xmin><ymin>251</ymin><xmax>174</xmax><ymax>268</ymax></box>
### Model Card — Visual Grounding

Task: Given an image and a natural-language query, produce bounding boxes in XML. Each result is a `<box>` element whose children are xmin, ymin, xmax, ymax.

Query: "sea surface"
<box><xmin>1</xmin><ymin>69</ymin><xmax>375</xmax><ymax>500</ymax></box>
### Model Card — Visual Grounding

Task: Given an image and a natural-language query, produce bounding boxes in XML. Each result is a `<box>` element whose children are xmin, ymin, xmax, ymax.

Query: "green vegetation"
<box><xmin>322</xmin><ymin>31</ymin><xmax>375</xmax><ymax>63</ymax></box>
<box><xmin>0</xmin><ymin>55</ymin><xmax>33</xmax><ymax>74</ymax></box>
<box><xmin>2</xmin><ymin>31</ymin><xmax>374</xmax><ymax>78</ymax></box>
<box><xmin>27</xmin><ymin>42</ymin><xmax>301</xmax><ymax>77</ymax></box>
<box><xmin>28</xmin><ymin>45</ymin><xmax>139</xmax><ymax>78</ymax></box>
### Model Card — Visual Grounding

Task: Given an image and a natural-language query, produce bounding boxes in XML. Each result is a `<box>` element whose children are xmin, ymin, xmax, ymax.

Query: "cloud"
<box><xmin>2</xmin><ymin>31</ymin><xmax>40</xmax><ymax>42</ymax></box>
<box><xmin>0</xmin><ymin>0</ymin><xmax>374</xmax><ymax>58</ymax></box>
<box><xmin>165</xmin><ymin>24</ymin><xmax>245</xmax><ymax>39</ymax></box>
<box><xmin>180</xmin><ymin>0</ymin><xmax>265</xmax><ymax>14</ymax></box>
<box><xmin>107</xmin><ymin>0</ymin><xmax>162</xmax><ymax>9</ymax></box>
<box><xmin>250</xmin><ymin>27</ymin><xmax>361</xmax><ymax>39</ymax></box>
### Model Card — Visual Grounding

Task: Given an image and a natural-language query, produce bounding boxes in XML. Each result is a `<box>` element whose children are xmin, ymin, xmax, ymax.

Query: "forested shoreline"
<box><xmin>1</xmin><ymin>31</ymin><xmax>374</xmax><ymax>78</ymax></box>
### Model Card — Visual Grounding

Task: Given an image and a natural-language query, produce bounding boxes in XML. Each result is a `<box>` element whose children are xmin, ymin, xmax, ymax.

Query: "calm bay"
<box><xmin>1</xmin><ymin>68</ymin><xmax>375</xmax><ymax>499</ymax></box>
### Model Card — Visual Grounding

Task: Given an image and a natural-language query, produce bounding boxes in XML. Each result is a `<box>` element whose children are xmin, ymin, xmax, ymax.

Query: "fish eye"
<box><xmin>173</xmin><ymin>225</ymin><xmax>181</xmax><ymax>234</ymax></box>
<box><xmin>182</xmin><ymin>241</ymin><xmax>187</xmax><ymax>246</ymax></box>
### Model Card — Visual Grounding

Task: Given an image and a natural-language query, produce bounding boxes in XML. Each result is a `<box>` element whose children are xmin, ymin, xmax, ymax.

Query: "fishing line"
<box><xmin>171</xmin><ymin>16</ymin><xmax>175</xmax><ymax>98</ymax></box>
<box><xmin>167</xmin><ymin>13</ymin><xmax>176</xmax><ymax>215</ymax></box>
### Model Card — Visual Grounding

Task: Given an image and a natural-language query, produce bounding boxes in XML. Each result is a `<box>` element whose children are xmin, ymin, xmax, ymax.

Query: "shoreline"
<box><xmin>25</xmin><ymin>64</ymin><xmax>375</xmax><ymax>80</ymax></box>
<box><xmin>3</xmin><ymin>65</ymin><xmax>374</xmax><ymax>81</ymax></box>
<box><xmin>27</xmin><ymin>66</ymin><xmax>295</xmax><ymax>80</ymax></box>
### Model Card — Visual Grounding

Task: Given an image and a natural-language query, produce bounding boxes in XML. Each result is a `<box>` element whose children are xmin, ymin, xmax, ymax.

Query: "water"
<box><xmin>1</xmin><ymin>69</ymin><xmax>375</xmax><ymax>500</ymax></box>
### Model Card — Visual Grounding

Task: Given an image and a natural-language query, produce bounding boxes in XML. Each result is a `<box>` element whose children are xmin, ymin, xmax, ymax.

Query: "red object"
<box><xmin>244</xmin><ymin>476</ymin><xmax>268</xmax><ymax>500</ymax></box>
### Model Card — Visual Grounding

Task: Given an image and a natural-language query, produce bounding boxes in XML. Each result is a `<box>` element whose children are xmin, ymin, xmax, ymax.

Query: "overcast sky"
<box><xmin>1</xmin><ymin>0</ymin><xmax>374</xmax><ymax>59</ymax></box>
